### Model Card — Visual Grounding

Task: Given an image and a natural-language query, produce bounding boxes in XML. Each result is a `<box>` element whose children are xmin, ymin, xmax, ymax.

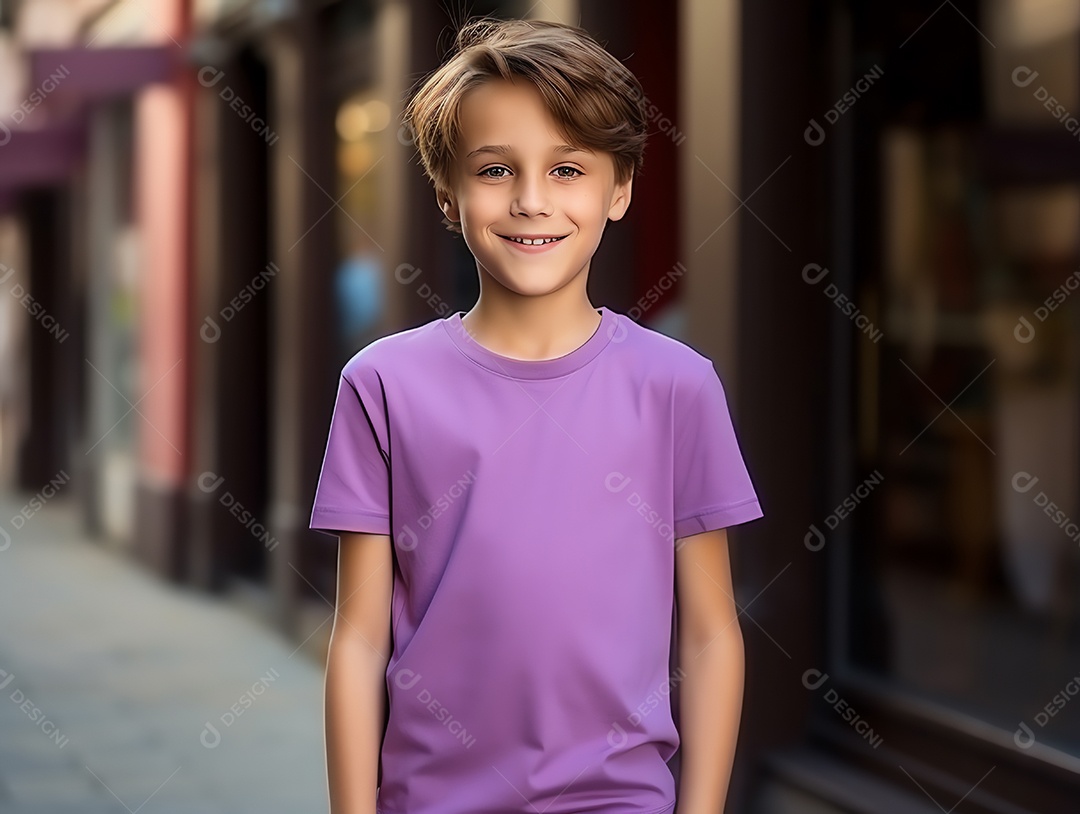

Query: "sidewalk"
<box><xmin>0</xmin><ymin>490</ymin><xmax>330</xmax><ymax>813</ymax></box>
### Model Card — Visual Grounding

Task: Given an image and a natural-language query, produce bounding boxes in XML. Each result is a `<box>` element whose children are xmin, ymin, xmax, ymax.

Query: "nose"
<box><xmin>511</xmin><ymin>172</ymin><xmax>552</xmax><ymax>217</ymax></box>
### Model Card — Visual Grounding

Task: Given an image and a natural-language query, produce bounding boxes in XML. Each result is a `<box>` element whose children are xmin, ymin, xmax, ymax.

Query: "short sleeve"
<box><xmin>673</xmin><ymin>364</ymin><xmax>763</xmax><ymax>540</ymax></box>
<box><xmin>309</xmin><ymin>368</ymin><xmax>391</xmax><ymax>537</ymax></box>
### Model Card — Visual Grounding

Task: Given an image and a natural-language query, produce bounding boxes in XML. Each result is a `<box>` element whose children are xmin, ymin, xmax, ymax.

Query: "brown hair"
<box><xmin>401</xmin><ymin>16</ymin><xmax>649</xmax><ymax>234</ymax></box>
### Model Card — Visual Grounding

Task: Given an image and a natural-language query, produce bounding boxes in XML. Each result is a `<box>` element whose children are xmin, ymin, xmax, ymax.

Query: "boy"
<box><xmin>310</xmin><ymin>16</ymin><xmax>763</xmax><ymax>814</ymax></box>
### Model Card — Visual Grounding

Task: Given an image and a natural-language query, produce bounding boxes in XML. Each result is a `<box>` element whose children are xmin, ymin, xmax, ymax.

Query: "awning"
<box><xmin>27</xmin><ymin>45</ymin><xmax>176</xmax><ymax>100</ymax></box>
<box><xmin>0</xmin><ymin>122</ymin><xmax>86</xmax><ymax>188</ymax></box>
<box><xmin>0</xmin><ymin>45</ymin><xmax>177</xmax><ymax>200</ymax></box>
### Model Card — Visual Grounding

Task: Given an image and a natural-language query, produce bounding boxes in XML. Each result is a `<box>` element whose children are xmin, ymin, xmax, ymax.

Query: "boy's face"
<box><xmin>438</xmin><ymin>78</ymin><xmax>632</xmax><ymax>299</ymax></box>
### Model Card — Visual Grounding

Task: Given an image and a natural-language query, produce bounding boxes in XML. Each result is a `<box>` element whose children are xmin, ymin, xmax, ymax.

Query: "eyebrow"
<box><xmin>464</xmin><ymin>144</ymin><xmax>589</xmax><ymax>159</ymax></box>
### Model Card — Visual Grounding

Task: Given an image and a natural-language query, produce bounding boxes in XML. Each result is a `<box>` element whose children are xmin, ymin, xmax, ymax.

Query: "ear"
<box><xmin>437</xmin><ymin>189</ymin><xmax>460</xmax><ymax>223</ymax></box>
<box><xmin>607</xmin><ymin>172</ymin><xmax>633</xmax><ymax>222</ymax></box>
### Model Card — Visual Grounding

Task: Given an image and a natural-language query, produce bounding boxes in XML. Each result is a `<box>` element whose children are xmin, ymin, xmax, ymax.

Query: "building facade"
<box><xmin>1</xmin><ymin>0</ymin><xmax>1077</xmax><ymax>811</ymax></box>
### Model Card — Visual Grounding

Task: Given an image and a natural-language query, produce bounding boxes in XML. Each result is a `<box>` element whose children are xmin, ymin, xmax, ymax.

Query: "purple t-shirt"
<box><xmin>310</xmin><ymin>305</ymin><xmax>763</xmax><ymax>814</ymax></box>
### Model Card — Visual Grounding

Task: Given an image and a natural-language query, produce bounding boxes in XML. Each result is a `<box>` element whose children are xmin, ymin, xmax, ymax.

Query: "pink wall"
<box><xmin>133</xmin><ymin>56</ymin><xmax>193</xmax><ymax>484</ymax></box>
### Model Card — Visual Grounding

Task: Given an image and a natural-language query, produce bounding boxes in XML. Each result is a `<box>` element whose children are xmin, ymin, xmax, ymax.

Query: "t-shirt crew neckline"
<box><xmin>442</xmin><ymin>306</ymin><xmax>616</xmax><ymax>380</ymax></box>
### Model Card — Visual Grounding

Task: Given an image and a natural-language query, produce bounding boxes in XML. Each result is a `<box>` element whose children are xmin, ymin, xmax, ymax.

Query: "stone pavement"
<box><xmin>0</xmin><ymin>490</ymin><xmax>329</xmax><ymax>813</ymax></box>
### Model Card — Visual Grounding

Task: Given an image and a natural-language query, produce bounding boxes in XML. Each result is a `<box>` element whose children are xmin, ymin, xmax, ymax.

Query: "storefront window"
<box><xmin>847</xmin><ymin>1</ymin><xmax>1080</xmax><ymax>758</ymax></box>
<box><xmin>333</xmin><ymin>87</ymin><xmax>389</xmax><ymax>357</ymax></box>
<box><xmin>326</xmin><ymin>0</ymin><xmax>389</xmax><ymax>360</ymax></box>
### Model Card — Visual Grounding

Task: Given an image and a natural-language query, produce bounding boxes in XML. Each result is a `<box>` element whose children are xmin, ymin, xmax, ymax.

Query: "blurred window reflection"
<box><xmin>849</xmin><ymin>0</ymin><xmax>1080</xmax><ymax>758</ymax></box>
<box><xmin>332</xmin><ymin>84</ymin><xmax>387</xmax><ymax>358</ymax></box>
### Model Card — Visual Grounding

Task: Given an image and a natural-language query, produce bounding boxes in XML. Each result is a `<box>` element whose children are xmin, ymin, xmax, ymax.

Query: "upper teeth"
<box><xmin>507</xmin><ymin>236</ymin><xmax>562</xmax><ymax>245</ymax></box>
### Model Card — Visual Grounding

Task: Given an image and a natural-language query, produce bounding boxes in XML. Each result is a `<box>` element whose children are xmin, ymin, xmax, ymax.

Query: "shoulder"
<box><xmin>339</xmin><ymin>313</ymin><xmax>449</xmax><ymax>385</ymax></box>
<box><xmin>606</xmin><ymin>308</ymin><xmax>718</xmax><ymax>395</ymax></box>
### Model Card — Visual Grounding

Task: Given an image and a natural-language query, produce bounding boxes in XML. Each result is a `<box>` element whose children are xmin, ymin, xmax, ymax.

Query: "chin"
<box><xmin>476</xmin><ymin>261</ymin><xmax>577</xmax><ymax>292</ymax></box>
<box><xmin>494</xmin><ymin>278</ymin><xmax>575</xmax><ymax>298</ymax></box>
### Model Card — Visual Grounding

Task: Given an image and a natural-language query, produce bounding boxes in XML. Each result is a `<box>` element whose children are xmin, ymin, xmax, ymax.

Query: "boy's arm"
<box><xmin>673</xmin><ymin>527</ymin><xmax>745</xmax><ymax>814</ymax></box>
<box><xmin>325</xmin><ymin>531</ymin><xmax>393</xmax><ymax>814</ymax></box>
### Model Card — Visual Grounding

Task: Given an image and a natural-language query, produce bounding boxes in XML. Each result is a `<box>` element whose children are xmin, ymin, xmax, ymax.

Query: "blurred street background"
<box><xmin>0</xmin><ymin>0</ymin><xmax>1079</xmax><ymax>812</ymax></box>
<box><xmin>0</xmin><ymin>489</ymin><xmax>326</xmax><ymax>813</ymax></box>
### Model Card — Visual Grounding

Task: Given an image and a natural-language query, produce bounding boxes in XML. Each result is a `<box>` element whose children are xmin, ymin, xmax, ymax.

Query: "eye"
<box><xmin>478</xmin><ymin>166</ymin><xmax>509</xmax><ymax>178</ymax></box>
<box><xmin>554</xmin><ymin>166</ymin><xmax>583</xmax><ymax>178</ymax></box>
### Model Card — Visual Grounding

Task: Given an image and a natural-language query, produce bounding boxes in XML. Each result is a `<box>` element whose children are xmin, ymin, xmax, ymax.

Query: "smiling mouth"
<box><xmin>498</xmin><ymin>234</ymin><xmax>569</xmax><ymax>246</ymax></box>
